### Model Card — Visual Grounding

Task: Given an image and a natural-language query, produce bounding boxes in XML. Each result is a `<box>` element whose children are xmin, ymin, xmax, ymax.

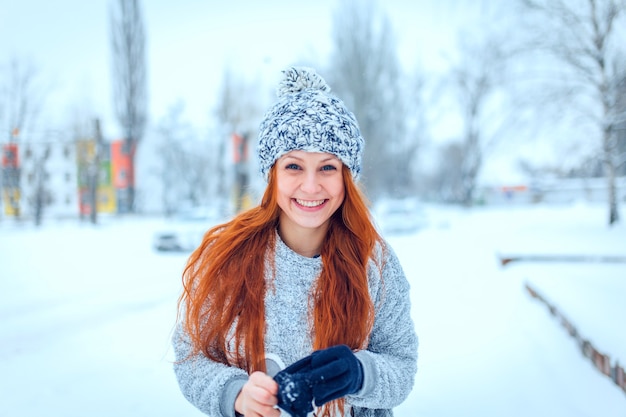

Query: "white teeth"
<box><xmin>296</xmin><ymin>199</ymin><xmax>325</xmax><ymax>207</ymax></box>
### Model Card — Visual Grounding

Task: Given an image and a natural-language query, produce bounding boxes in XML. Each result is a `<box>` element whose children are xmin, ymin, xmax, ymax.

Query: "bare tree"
<box><xmin>616</xmin><ymin>72</ymin><xmax>626</xmax><ymax>176</ymax></box>
<box><xmin>110</xmin><ymin>0</ymin><xmax>148</xmax><ymax>213</ymax></box>
<box><xmin>27</xmin><ymin>143</ymin><xmax>51</xmax><ymax>226</ymax></box>
<box><xmin>0</xmin><ymin>57</ymin><xmax>47</xmax><ymax>220</ymax></box>
<box><xmin>88</xmin><ymin>119</ymin><xmax>104</xmax><ymax>224</ymax></box>
<box><xmin>328</xmin><ymin>0</ymin><xmax>411</xmax><ymax>201</ymax></box>
<box><xmin>447</xmin><ymin>35</ymin><xmax>511</xmax><ymax>206</ymax></box>
<box><xmin>156</xmin><ymin>105</ymin><xmax>186</xmax><ymax>217</ymax></box>
<box><xmin>157</xmin><ymin>101</ymin><xmax>211</xmax><ymax>216</ymax></box>
<box><xmin>214</xmin><ymin>68</ymin><xmax>264</xmax><ymax>213</ymax></box>
<box><xmin>0</xmin><ymin>58</ymin><xmax>45</xmax><ymax>137</ymax></box>
<box><xmin>398</xmin><ymin>68</ymin><xmax>429</xmax><ymax>198</ymax></box>
<box><xmin>517</xmin><ymin>0</ymin><xmax>626</xmax><ymax>225</ymax></box>
<box><xmin>430</xmin><ymin>142</ymin><xmax>466</xmax><ymax>203</ymax></box>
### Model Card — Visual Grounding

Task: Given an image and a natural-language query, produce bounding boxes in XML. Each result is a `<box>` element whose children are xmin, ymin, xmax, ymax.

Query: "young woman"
<box><xmin>173</xmin><ymin>67</ymin><xmax>417</xmax><ymax>417</ymax></box>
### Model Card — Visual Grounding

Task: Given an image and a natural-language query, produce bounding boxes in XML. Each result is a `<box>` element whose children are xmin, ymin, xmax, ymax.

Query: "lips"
<box><xmin>295</xmin><ymin>198</ymin><xmax>326</xmax><ymax>208</ymax></box>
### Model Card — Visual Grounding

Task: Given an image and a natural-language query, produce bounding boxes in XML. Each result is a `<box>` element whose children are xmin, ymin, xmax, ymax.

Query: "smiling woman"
<box><xmin>171</xmin><ymin>67</ymin><xmax>418</xmax><ymax>417</ymax></box>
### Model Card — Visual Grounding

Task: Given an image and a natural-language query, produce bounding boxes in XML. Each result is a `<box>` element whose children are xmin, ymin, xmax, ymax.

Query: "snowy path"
<box><xmin>0</xmin><ymin>220</ymin><xmax>198</xmax><ymax>416</ymax></box>
<box><xmin>1</xmin><ymin>203</ymin><xmax>625</xmax><ymax>416</ymax></box>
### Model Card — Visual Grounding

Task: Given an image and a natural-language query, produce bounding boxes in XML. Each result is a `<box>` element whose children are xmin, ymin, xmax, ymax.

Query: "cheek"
<box><xmin>276</xmin><ymin>177</ymin><xmax>294</xmax><ymax>202</ymax></box>
<box><xmin>326</xmin><ymin>179</ymin><xmax>345</xmax><ymax>203</ymax></box>
<box><xmin>338</xmin><ymin>187</ymin><xmax>346</xmax><ymax>204</ymax></box>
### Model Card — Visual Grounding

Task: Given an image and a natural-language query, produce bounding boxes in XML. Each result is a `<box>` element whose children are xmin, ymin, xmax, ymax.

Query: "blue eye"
<box><xmin>286</xmin><ymin>163</ymin><xmax>300</xmax><ymax>170</ymax></box>
<box><xmin>321</xmin><ymin>165</ymin><xmax>337</xmax><ymax>171</ymax></box>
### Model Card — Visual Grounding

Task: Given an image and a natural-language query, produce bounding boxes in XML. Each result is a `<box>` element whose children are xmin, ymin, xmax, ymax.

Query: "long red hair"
<box><xmin>178</xmin><ymin>165</ymin><xmax>383</xmax><ymax>414</ymax></box>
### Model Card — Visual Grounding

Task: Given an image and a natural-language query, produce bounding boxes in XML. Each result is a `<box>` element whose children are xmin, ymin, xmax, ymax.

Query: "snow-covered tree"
<box><xmin>517</xmin><ymin>0</ymin><xmax>626</xmax><ymax>225</ymax></box>
<box><xmin>327</xmin><ymin>0</ymin><xmax>413</xmax><ymax>201</ymax></box>
<box><xmin>110</xmin><ymin>0</ymin><xmax>148</xmax><ymax>213</ymax></box>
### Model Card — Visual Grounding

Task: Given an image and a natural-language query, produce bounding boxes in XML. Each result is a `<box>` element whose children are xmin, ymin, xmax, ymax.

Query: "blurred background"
<box><xmin>1</xmin><ymin>0</ymin><xmax>624</xmax><ymax>223</ymax></box>
<box><xmin>1</xmin><ymin>0</ymin><xmax>625</xmax><ymax>416</ymax></box>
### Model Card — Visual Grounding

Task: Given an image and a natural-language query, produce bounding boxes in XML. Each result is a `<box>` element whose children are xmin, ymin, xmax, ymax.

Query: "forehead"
<box><xmin>281</xmin><ymin>150</ymin><xmax>340</xmax><ymax>162</ymax></box>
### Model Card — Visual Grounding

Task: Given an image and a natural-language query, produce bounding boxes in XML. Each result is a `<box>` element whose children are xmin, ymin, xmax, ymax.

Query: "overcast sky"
<box><xmin>1</xmin><ymin>1</ymin><xmax>537</xmax><ymax>183</ymax></box>
<box><xmin>0</xmin><ymin>1</ymin><xmax>482</xmax><ymax>134</ymax></box>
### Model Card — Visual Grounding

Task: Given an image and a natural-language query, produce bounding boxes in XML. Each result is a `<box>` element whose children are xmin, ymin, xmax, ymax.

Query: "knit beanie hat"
<box><xmin>257</xmin><ymin>67</ymin><xmax>364</xmax><ymax>180</ymax></box>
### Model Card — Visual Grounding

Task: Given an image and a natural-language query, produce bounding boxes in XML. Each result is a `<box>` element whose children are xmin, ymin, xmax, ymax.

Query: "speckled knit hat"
<box><xmin>257</xmin><ymin>66</ymin><xmax>364</xmax><ymax>180</ymax></box>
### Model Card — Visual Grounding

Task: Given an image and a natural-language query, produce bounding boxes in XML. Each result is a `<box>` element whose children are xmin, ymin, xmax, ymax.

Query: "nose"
<box><xmin>300</xmin><ymin>171</ymin><xmax>321</xmax><ymax>194</ymax></box>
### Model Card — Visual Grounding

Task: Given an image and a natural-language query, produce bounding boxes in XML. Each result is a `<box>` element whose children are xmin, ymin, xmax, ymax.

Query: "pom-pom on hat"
<box><xmin>257</xmin><ymin>66</ymin><xmax>364</xmax><ymax>180</ymax></box>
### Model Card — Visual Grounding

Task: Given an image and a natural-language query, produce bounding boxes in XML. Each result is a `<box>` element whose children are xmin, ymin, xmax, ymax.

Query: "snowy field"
<box><xmin>1</xmin><ymin>202</ymin><xmax>625</xmax><ymax>416</ymax></box>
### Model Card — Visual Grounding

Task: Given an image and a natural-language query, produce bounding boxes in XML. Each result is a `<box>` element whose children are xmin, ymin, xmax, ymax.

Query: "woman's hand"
<box><xmin>235</xmin><ymin>371</ymin><xmax>281</xmax><ymax>417</ymax></box>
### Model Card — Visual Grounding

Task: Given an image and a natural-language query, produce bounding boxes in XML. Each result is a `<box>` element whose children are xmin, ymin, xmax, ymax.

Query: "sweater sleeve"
<box><xmin>172</xmin><ymin>323</ymin><xmax>249</xmax><ymax>417</ymax></box>
<box><xmin>348</xmin><ymin>243</ymin><xmax>418</xmax><ymax>409</ymax></box>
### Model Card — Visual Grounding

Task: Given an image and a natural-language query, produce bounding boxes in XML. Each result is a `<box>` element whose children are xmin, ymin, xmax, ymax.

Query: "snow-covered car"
<box><xmin>152</xmin><ymin>207</ymin><xmax>224</xmax><ymax>252</ymax></box>
<box><xmin>373</xmin><ymin>198</ymin><xmax>428</xmax><ymax>235</ymax></box>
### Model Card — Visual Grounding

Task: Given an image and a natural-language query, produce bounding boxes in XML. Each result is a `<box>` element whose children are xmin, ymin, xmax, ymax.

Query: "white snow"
<box><xmin>1</xmin><ymin>202</ymin><xmax>625</xmax><ymax>416</ymax></box>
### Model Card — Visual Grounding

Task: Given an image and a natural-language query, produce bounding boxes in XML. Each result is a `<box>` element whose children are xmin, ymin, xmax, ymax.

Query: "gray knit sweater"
<box><xmin>172</xmin><ymin>233</ymin><xmax>418</xmax><ymax>417</ymax></box>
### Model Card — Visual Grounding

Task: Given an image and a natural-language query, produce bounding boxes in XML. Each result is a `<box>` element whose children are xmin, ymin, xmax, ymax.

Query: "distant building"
<box><xmin>1</xmin><ymin>140</ymin><xmax>79</xmax><ymax>219</ymax></box>
<box><xmin>1</xmin><ymin>136</ymin><xmax>130</xmax><ymax>220</ymax></box>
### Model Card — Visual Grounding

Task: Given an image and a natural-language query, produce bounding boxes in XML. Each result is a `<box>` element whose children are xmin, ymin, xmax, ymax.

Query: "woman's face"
<box><xmin>275</xmin><ymin>150</ymin><xmax>345</xmax><ymax>232</ymax></box>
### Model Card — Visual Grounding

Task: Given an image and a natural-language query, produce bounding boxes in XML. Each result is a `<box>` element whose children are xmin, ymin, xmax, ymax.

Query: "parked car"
<box><xmin>372</xmin><ymin>198</ymin><xmax>428</xmax><ymax>235</ymax></box>
<box><xmin>152</xmin><ymin>206</ymin><xmax>224</xmax><ymax>252</ymax></box>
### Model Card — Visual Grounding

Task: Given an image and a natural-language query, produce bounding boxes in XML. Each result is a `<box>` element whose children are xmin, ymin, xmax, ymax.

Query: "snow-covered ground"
<box><xmin>1</xmin><ymin>202</ymin><xmax>625</xmax><ymax>416</ymax></box>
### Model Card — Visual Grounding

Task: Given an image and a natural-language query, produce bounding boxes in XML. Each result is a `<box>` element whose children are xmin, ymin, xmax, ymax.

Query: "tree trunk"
<box><xmin>606</xmin><ymin>160</ymin><xmax>619</xmax><ymax>225</ymax></box>
<box><xmin>603</xmin><ymin>117</ymin><xmax>620</xmax><ymax>226</ymax></box>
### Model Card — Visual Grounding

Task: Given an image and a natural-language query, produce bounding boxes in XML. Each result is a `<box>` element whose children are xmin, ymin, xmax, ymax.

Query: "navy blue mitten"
<box><xmin>309</xmin><ymin>345</ymin><xmax>364</xmax><ymax>406</ymax></box>
<box><xmin>274</xmin><ymin>356</ymin><xmax>314</xmax><ymax>417</ymax></box>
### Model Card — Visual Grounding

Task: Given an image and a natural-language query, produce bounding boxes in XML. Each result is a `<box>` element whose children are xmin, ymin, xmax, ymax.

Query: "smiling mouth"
<box><xmin>295</xmin><ymin>198</ymin><xmax>326</xmax><ymax>208</ymax></box>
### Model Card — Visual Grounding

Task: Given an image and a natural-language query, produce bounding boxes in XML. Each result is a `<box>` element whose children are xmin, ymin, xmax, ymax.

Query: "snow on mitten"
<box><xmin>274</xmin><ymin>356</ymin><xmax>314</xmax><ymax>417</ymax></box>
